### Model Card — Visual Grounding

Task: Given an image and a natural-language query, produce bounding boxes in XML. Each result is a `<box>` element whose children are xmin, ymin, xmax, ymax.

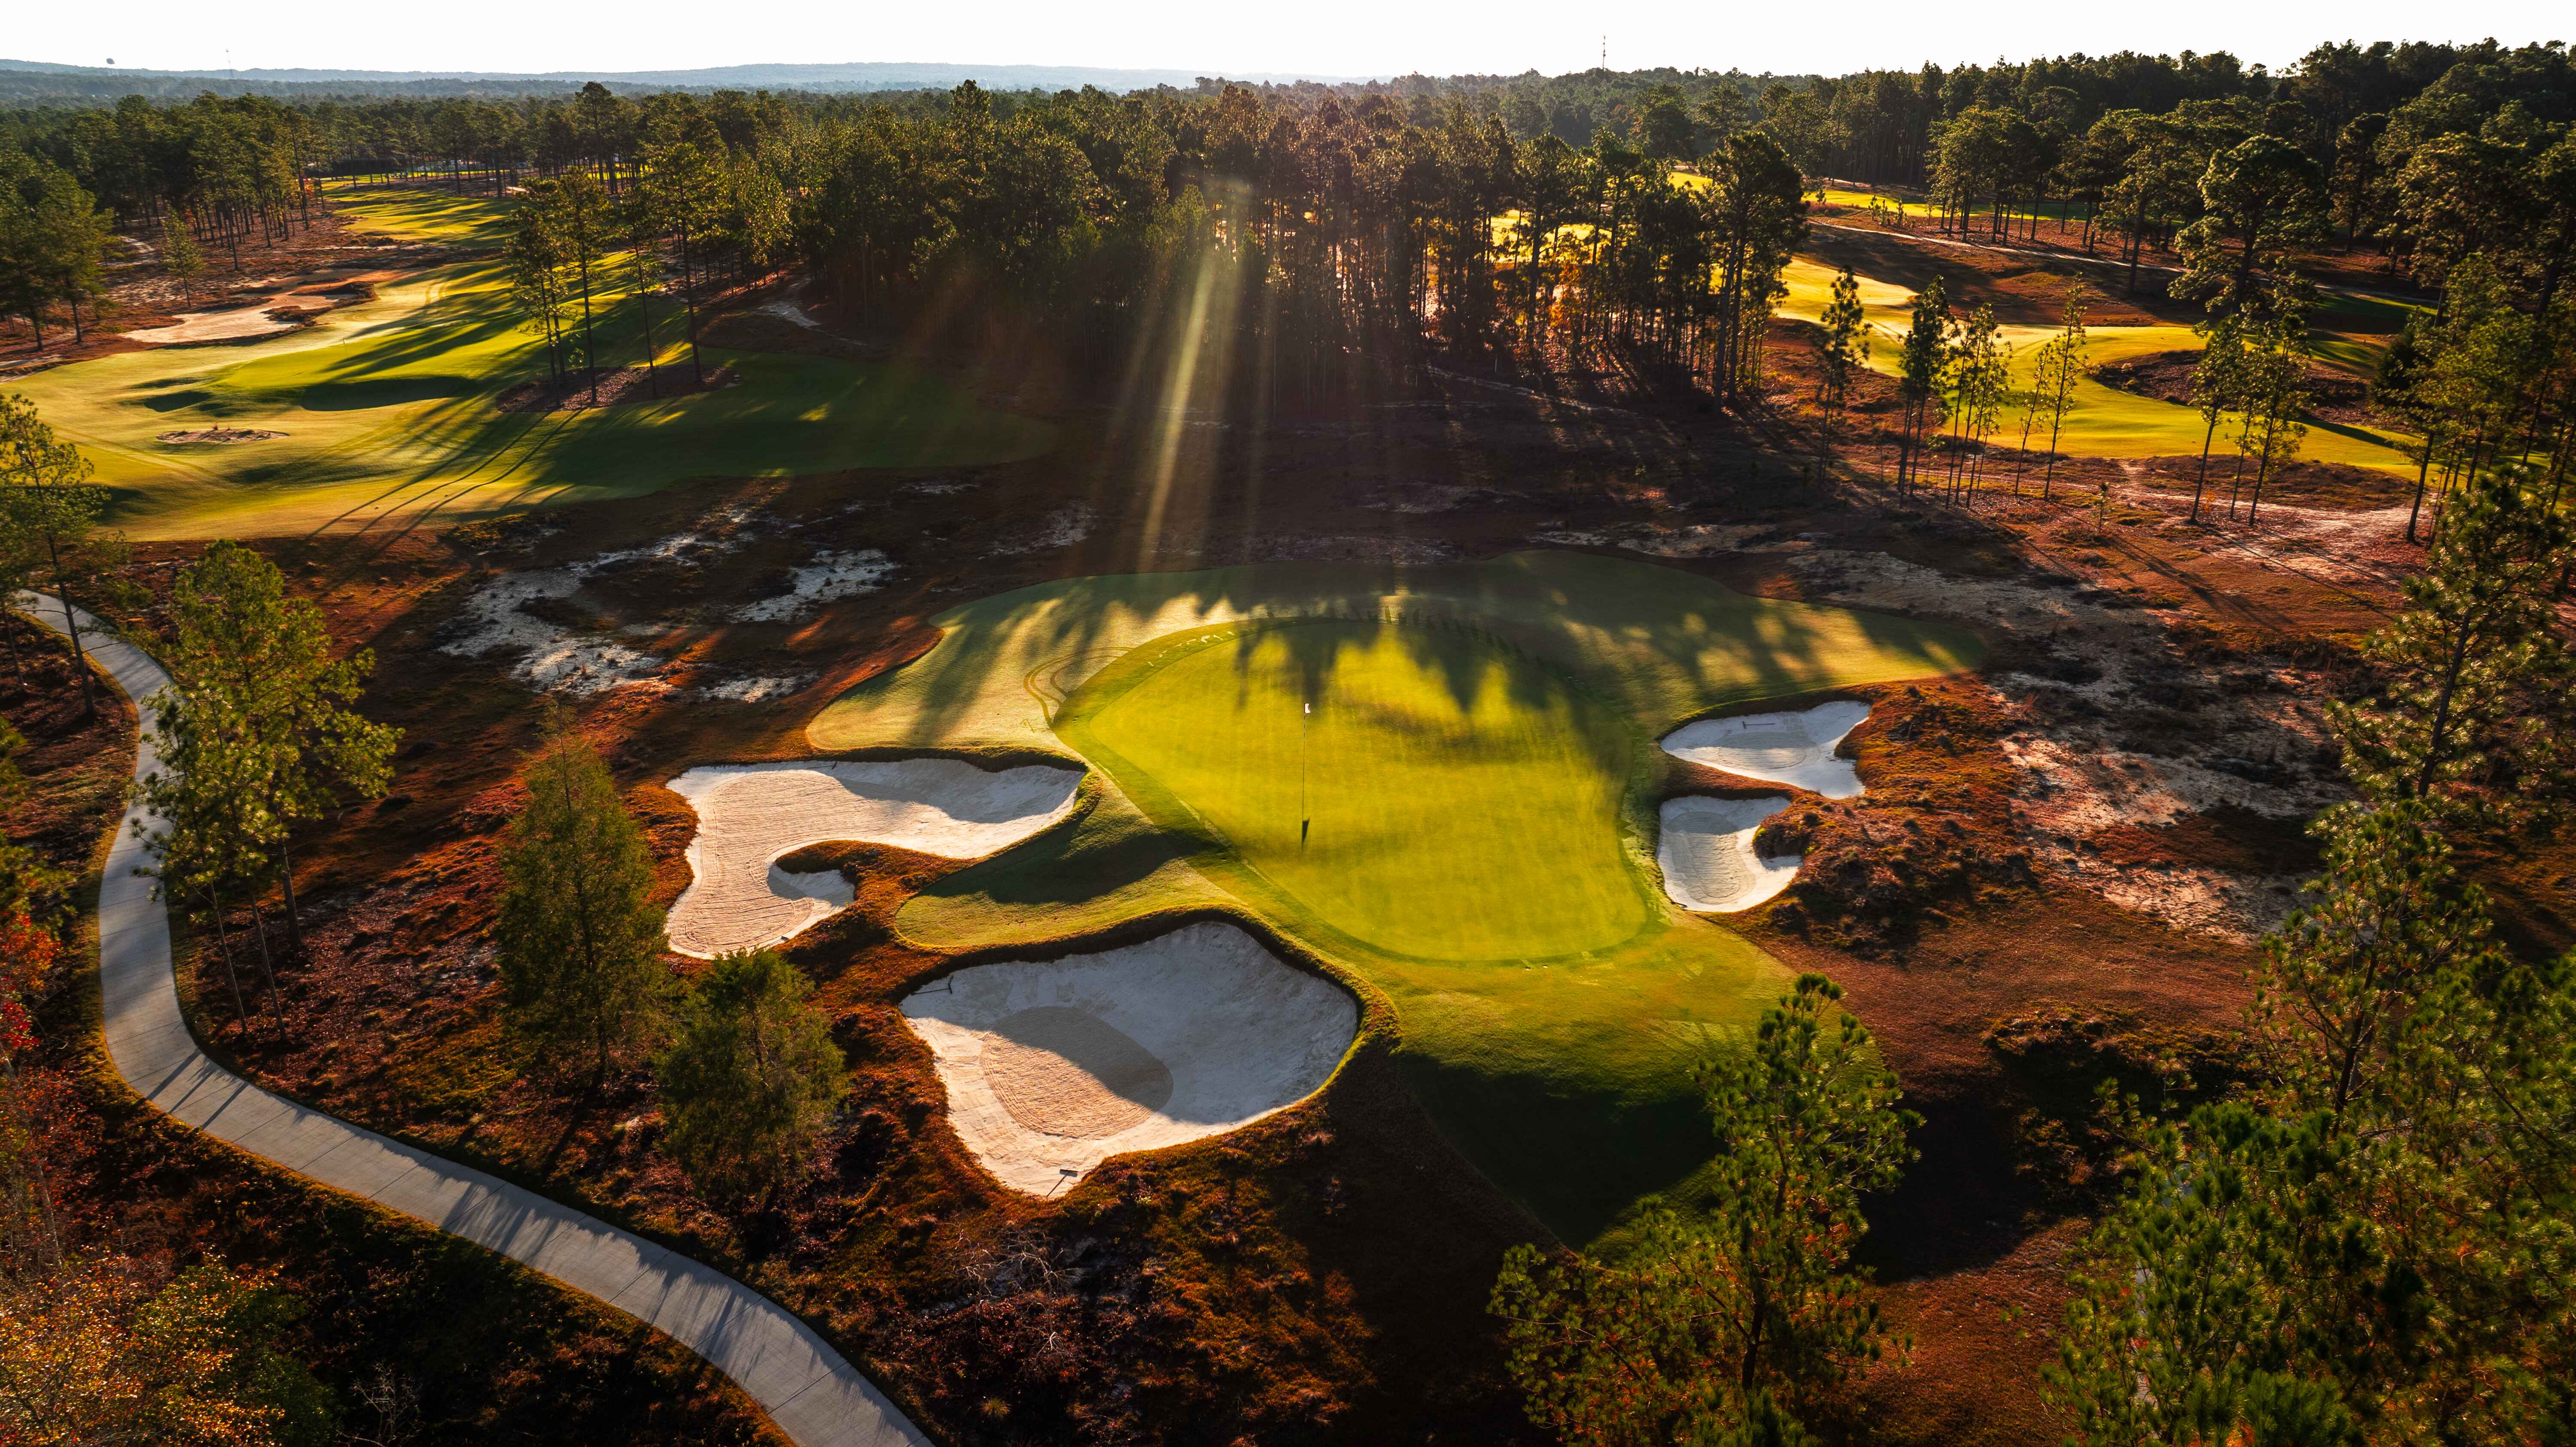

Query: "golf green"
<box><xmin>1062</xmin><ymin>617</ymin><xmax>1647</xmax><ymax>961</ymax></box>
<box><xmin>815</xmin><ymin>552</ymin><xmax>1985</xmax><ymax>1240</ymax></box>
<box><xmin>15</xmin><ymin>189</ymin><xmax>1056</xmax><ymax>539</ymax></box>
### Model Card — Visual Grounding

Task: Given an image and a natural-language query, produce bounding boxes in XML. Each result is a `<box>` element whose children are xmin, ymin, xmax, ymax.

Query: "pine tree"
<box><xmin>1816</xmin><ymin>265</ymin><xmax>1870</xmax><ymax>449</ymax></box>
<box><xmin>0</xmin><ymin>393</ymin><xmax>124</xmax><ymax>717</ymax></box>
<box><xmin>155</xmin><ymin>541</ymin><xmax>398</xmax><ymax>941</ymax></box>
<box><xmin>1491</xmin><ymin>975</ymin><xmax>1915</xmax><ymax>1444</ymax></box>
<box><xmin>1894</xmin><ymin>277</ymin><xmax>1950</xmax><ymax>492</ymax></box>
<box><xmin>653</xmin><ymin>948</ymin><xmax>846</xmax><ymax>1206</ymax></box>
<box><xmin>2327</xmin><ymin>463</ymin><xmax>2576</xmax><ymax>818</ymax></box>
<box><xmin>493</xmin><ymin>722</ymin><xmax>670</xmax><ymax>1084</ymax></box>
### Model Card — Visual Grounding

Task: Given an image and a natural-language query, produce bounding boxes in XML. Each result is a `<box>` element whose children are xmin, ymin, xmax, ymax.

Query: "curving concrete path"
<box><xmin>22</xmin><ymin>594</ymin><xmax>927</xmax><ymax>1447</ymax></box>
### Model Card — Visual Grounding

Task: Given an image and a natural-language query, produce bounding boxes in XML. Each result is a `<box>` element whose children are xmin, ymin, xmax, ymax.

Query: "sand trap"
<box><xmin>1661</xmin><ymin>700</ymin><xmax>1872</xmax><ymax>798</ymax></box>
<box><xmin>1658</xmin><ymin>795</ymin><xmax>1801</xmax><ymax>913</ymax></box>
<box><xmin>125</xmin><ymin>306</ymin><xmax>311</xmax><ymax>344</ymax></box>
<box><xmin>664</xmin><ymin>759</ymin><xmax>1084</xmax><ymax>958</ymax></box>
<box><xmin>902</xmin><ymin>922</ymin><xmax>1357</xmax><ymax>1193</ymax></box>
<box><xmin>158</xmin><ymin>428</ymin><xmax>286</xmax><ymax>444</ymax></box>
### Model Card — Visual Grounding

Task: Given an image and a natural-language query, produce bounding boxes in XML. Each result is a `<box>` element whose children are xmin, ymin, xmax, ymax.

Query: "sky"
<box><xmin>9</xmin><ymin>0</ymin><xmax>2569</xmax><ymax>81</ymax></box>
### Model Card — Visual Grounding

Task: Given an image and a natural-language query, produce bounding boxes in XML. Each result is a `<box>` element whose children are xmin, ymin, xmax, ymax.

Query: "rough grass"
<box><xmin>15</xmin><ymin>189</ymin><xmax>1055</xmax><ymax>540</ymax></box>
<box><xmin>815</xmin><ymin>551</ymin><xmax>1982</xmax><ymax>1242</ymax></box>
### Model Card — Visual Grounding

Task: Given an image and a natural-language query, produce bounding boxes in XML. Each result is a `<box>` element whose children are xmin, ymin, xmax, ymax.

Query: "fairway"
<box><xmin>813</xmin><ymin>551</ymin><xmax>1984</xmax><ymax>1240</ymax></box>
<box><xmin>15</xmin><ymin>189</ymin><xmax>1056</xmax><ymax>538</ymax></box>
<box><xmin>1063</xmin><ymin>618</ymin><xmax>1648</xmax><ymax>961</ymax></box>
<box><xmin>1775</xmin><ymin>257</ymin><xmax>2421</xmax><ymax>472</ymax></box>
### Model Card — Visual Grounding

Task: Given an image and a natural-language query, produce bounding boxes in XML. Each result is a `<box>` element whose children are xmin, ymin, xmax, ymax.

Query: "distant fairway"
<box><xmin>15</xmin><ymin>189</ymin><xmax>1055</xmax><ymax>539</ymax></box>
<box><xmin>813</xmin><ymin>552</ymin><xmax>1985</xmax><ymax>1240</ymax></box>
<box><xmin>1774</xmin><ymin>257</ymin><xmax>2422</xmax><ymax>473</ymax></box>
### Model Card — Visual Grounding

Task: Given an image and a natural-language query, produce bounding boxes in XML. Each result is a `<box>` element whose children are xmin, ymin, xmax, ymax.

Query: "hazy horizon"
<box><xmin>12</xmin><ymin>0</ymin><xmax>2570</xmax><ymax>88</ymax></box>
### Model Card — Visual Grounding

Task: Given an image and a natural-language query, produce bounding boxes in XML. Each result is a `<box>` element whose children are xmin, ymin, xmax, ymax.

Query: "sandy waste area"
<box><xmin>125</xmin><ymin>305</ymin><xmax>312</xmax><ymax>343</ymax></box>
<box><xmin>902</xmin><ymin>922</ymin><xmax>1357</xmax><ymax>1195</ymax></box>
<box><xmin>1662</xmin><ymin>700</ymin><xmax>1872</xmax><ymax>797</ymax></box>
<box><xmin>664</xmin><ymin>758</ymin><xmax>1084</xmax><ymax>958</ymax></box>
<box><xmin>1659</xmin><ymin>795</ymin><xmax>1801</xmax><ymax>912</ymax></box>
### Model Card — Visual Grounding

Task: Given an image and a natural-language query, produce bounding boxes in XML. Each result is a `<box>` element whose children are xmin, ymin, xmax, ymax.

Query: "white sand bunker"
<box><xmin>1662</xmin><ymin>700</ymin><xmax>1872</xmax><ymax>798</ymax></box>
<box><xmin>1658</xmin><ymin>796</ymin><xmax>1801</xmax><ymax>913</ymax></box>
<box><xmin>125</xmin><ymin>305</ymin><xmax>312</xmax><ymax>344</ymax></box>
<box><xmin>902</xmin><ymin>922</ymin><xmax>1357</xmax><ymax>1194</ymax></box>
<box><xmin>664</xmin><ymin>758</ymin><xmax>1083</xmax><ymax>958</ymax></box>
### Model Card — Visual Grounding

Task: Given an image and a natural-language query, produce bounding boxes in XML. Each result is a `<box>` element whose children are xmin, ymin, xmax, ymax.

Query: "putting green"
<box><xmin>1776</xmin><ymin>257</ymin><xmax>2420</xmax><ymax>472</ymax></box>
<box><xmin>812</xmin><ymin>551</ymin><xmax>1984</xmax><ymax>1240</ymax></box>
<box><xmin>15</xmin><ymin>189</ymin><xmax>1055</xmax><ymax>539</ymax></box>
<box><xmin>1063</xmin><ymin>618</ymin><xmax>1646</xmax><ymax>961</ymax></box>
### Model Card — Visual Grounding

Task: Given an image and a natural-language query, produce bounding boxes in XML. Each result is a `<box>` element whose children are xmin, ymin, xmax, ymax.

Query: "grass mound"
<box><xmin>814</xmin><ymin>552</ymin><xmax>1984</xmax><ymax>1241</ymax></box>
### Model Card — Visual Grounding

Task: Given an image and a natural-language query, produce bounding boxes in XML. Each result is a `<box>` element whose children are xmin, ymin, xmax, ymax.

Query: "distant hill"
<box><xmin>0</xmin><ymin>58</ymin><xmax>1380</xmax><ymax>103</ymax></box>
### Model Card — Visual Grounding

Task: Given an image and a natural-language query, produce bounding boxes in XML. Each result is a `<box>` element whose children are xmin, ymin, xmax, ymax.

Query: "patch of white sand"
<box><xmin>901</xmin><ymin>922</ymin><xmax>1358</xmax><ymax>1194</ymax></box>
<box><xmin>1662</xmin><ymin>700</ymin><xmax>1872</xmax><ymax>798</ymax></box>
<box><xmin>732</xmin><ymin>549</ymin><xmax>896</xmax><ymax>622</ymax></box>
<box><xmin>993</xmin><ymin>503</ymin><xmax>1095</xmax><ymax>555</ymax></box>
<box><xmin>1658</xmin><ymin>796</ymin><xmax>1801</xmax><ymax>912</ymax></box>
<box><xmin>663</xmin><ymin>759</ymin><xmax>1084</xmax><ymax>958</ymax></box>
<box><xmin>437</xmin><ymin>569</ymin><xmax>666</xmax><ymax>695</ymax></box>
<box><xmin>125</xmin><ymin>305</ymin><xmax>309</xmax><ymax>344</ymax></box>
<box><xmin>694</xmin><ymin>671</ymin><xmax>819</xmax><ymax>704</ymax></box>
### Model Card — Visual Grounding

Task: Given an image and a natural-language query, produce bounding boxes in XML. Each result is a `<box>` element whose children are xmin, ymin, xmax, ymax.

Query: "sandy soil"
<box><xmin>1658</xmin><ymin>795</ymin><xmax>1802</xmax><ymax>913</ymax></box>
<box><xmin>733</xmin><ymin>550</ymin><xmax>896</xmax><ymax>623</ymax></box>
<box><xmin>901</xmin><ymin>922</ymin><xmax>1358</xmax><ymax>1195</ymax></box>
<box><xmin>1784</xmin><ymin>548</ymin><xmax>2347</xmax><ymax>940</ymax></box>
<box><xmin>157</xmin><ymin>427</ymin><xmax>288</xmax><ymax>444</ymax></box>
<box><xmin>1663</xmin><ymin>700</ymin><xmax>1873</xmax><ymax>798</ymax></box>
<box><xmin>663</xmin><ymin>758</ymin><xmax>1084</xmax><ymax>958</ymax></box>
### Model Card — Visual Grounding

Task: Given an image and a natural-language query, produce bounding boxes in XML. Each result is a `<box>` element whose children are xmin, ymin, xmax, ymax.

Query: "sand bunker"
<box><xmin>1662</xmin><ymin>700</ymin><xmax>1871</xmax><ymax>798</ymax></box>
<box><xmin>664</xmin><ymin>758</ymin><xmax>1084</xmax><ymax>958</ymax></box>
<box><xmin>125</xmin><ymin>306</ymin><xmax>312</xmax><ymax>344</ymax></box>
<box><xmin>158</xmin><ymin>428</ymin><xmax>286</xmax><ymax>444</ymax></box>
<box><xmin>1658</xmin><ymin>795</ymin><xmax>1801</xmax><ymax>913</ymax></box>
<box><xmin>902</xmin><ymin>922</ymin><xmax>1357</xmax><ymax>1194</ymax></box>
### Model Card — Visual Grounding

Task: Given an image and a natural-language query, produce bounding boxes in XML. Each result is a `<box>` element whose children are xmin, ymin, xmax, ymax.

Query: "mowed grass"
<box><xmin>1775</xmin><ymin>257</ymin><xmax>2419</xmax><ymax>471</ymax></box>
<box><xmin>816</xmin><ymin>552</ymin><xmax>1983</xmax><ymax>1240</ymax></box>
<box><xmin>16</xmin><ymin>189</ymin><xmax>1055</xmax><ymax>539</ymax></box>
<box><xmin>1063</xmin><ymin>619</ymin><xmax>1647</xmax><ymax>961</ymax></box>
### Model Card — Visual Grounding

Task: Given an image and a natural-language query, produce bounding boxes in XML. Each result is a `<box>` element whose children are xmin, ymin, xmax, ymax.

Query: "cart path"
<box><xmin>23</xmin><ymin>593</ymin><xmax>927</xmax><ymax>1447</ymax></box>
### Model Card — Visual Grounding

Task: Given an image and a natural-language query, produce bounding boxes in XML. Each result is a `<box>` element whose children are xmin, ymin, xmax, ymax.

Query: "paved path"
<box><xmin>23</xmin><ymin>593</ymin><xmax>928</xmax><ymax>1447</ymax></box>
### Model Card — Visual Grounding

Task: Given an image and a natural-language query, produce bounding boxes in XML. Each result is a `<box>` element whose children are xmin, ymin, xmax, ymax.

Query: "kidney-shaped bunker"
<box><xmin>902</xmin><ymin>922</ymin><xmax>1359</xmax><ymax>1195</ymax></box>
<box><xmin>1660</xmin><ymin>699</ymin><xmax>1872</xmax><ymax>798</ymax></box>
<box><xmin>665</xmin><ymin>758</ymin><xmax>1083</xmax><ymax>958</ymax></box>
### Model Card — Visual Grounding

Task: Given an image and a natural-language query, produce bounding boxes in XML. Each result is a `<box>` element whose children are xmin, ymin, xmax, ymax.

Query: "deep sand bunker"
<box><xmin>1661</xmin><ymin>700</ymin><xmax>1872</xmax><ymax>797</ymax></box>
<box><xmin>1658</xmin><ymin>795</ymin><xmax>1801</xmax><ymax>913</ymax></box>
<box><xmin>665</xmin><ymin>759</ymin><xmax>1084</xmax><ymax>958</ymax></box>
<box><xmin>902</xmin><ymin>922</ymin><xmax>1358</xmax><ymax>1194</ymax></box>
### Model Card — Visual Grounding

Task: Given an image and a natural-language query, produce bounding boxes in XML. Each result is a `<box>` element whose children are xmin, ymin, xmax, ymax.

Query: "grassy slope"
<box><xmin>1775</xmin><ymin>257</ymin><xmax>2418</xmax><ymax>471</ymax></box>
<box><xmin>809</xmin><ymin>551</ymin><xmax>1983</xmax><ymax>1242</ymax></box>
<box><xmin>16</xmin><ymin>189</ymin><xmax>1056</xmax><ymax>540</ymax></box>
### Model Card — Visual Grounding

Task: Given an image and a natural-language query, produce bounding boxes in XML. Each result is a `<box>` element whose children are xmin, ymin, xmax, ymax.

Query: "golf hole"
<box><xmin>1659</xmin><ymin>699</ymin><xmax>1871</xmax><ymax>798</ymax></box>
<box><xmin>901</xmin><ymin>922</ymin><xmax>1358</xmax><ymax>1195</ymax></box>
<box><xmin>665</xmin><ymin>758</ymin><xmax>1083</xmax><ymax>958</ymax></box>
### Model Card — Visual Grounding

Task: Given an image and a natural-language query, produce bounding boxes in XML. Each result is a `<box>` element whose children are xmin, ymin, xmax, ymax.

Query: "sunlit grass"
<box><xmin>20</xmin><ymin>189</ymin><xmax>1055</xmax><ymax>538</ymax></box>
<box><xmin>819</xmin><ymin>550</ymin><xmax>1982</xmax><ymax>1241</ymax></box>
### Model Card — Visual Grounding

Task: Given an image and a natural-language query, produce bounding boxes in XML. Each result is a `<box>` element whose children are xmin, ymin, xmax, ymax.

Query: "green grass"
<box><xmin>17</xmin><ymin>189</ymin><xmax>1055</xmax><ymax>539</ymax></box>
<box><xmin>815</xmin><ymin>552</ymin><xmax>1983</xmax><ymax>1241</ymax></box>
<box><xmin>1776</xmin><ymin>258</ymin><xmax>2419</xmax><ymax>472</ymax></box>
<box><xmin>1063</xmin><ymin>618</ymin><xmax>1646</xmax><ymax>961</ymax></box>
